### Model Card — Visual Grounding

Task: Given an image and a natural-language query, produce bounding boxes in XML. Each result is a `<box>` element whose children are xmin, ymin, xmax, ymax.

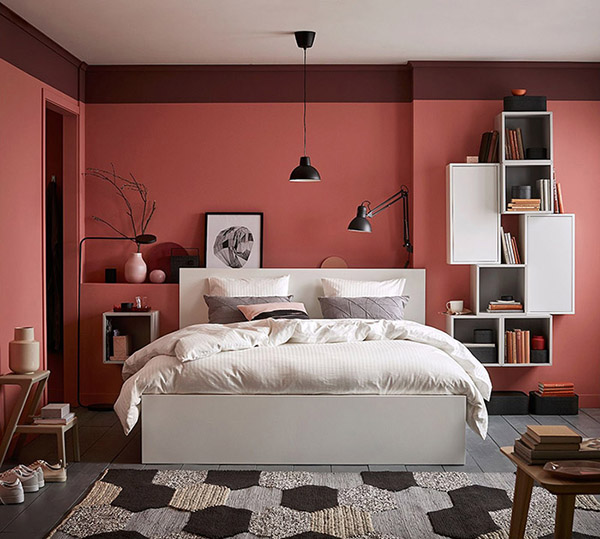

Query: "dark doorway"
<box><xmin>46</xmin><ymin>107</ymin><xmax>64</xmax><ymax>402</ymax></box>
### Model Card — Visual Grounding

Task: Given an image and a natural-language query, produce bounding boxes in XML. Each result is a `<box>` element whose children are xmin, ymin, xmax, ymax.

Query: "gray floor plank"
<box><xmin>465</xmin><ymin>428</ymin><xmax>516</xmax><ymax>472</ymax></box>
<box><xmin>406</xmin><ymin>465</ymin><xmax>445</xmax><ymax>471</ymax></box>
<box><xmin>331</xmin><ymin>465</ymin><xmax>368</xmax><ymax>472</ymax></box>
<box><xmin>582</xmin><ymin>408</ymin><xmax>600</xmax><ymax>421</ymax></box>
<box><xmin>561</xmin><ymin>413</ymin><xmax>600</xmax><ymax>437</ymax></box>
<box><xmin>486</xmin><ymin>416</ymin><xmax>521</xmax><ymax>448</ymax></box>
<box><xmin>502</xmin><ymin>414</ymin><xmax>539</xmax><ymax>434</ymax></box>
<box><xmin>293</xmin><ymin>465</ymin><xmax>332</xmax><ymax>472</ymax></box>
<box><xmin>443</xmin><ymin>451</ymin><xmax>483</xmax><ymax>472</ymax></box>
<box><xmin>218</xmin><ymin>464</ymin><xmax>257</xmax><ymax>470</ymax></box>
<box><xmin>80</xmin><ymin>421</ymin><xmax>129</xmax><ymax>463</ymax></box>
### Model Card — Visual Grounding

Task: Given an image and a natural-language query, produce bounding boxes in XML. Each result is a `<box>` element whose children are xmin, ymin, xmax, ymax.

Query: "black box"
<box><xmin>170</xmin><ymin>248</ymin><xmax>200</xmax><ymax>283</ymax></box>
<box><xmin>105</xmin><ymin>268</ymin><xmax>117</xmax><ymax>283</ymax></box>
<box><xmin>468</xmin><ymin>346</ymin><xmax>497</xmax><ymax>364</ymax></box>
<box><xmin>486</xmin><ymin>391</ymin><xmax>529</xmax><ymax>415</ymax></box>
<box><xmin>504</xmin><ymin>95</ymin><xmax>547</xmax><ymax>111</ymax></box>
<box><xmin>473</xmin><ymin>329</ymin><xmax>494</xmax><ymax>343</ymax></box>
<box><xmin>529</xmin><ymin>391</ymin><xmax>578</xmax><ymax>415</ymax></box>
<box><xmin>530</xmin><ymin>349</ymin><xmax>549</xmax><ymax>364</ymax></box>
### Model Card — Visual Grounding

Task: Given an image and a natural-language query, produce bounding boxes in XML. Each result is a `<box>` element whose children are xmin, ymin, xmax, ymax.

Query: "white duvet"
<box><xmin>114</xmin><ymin>318</ymin><xmax>492</xmax><ymax>437</ymax></box>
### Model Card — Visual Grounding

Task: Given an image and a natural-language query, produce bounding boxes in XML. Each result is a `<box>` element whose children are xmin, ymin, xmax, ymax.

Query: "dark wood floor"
<box><xmin>1</xmin><ymin>407</ymin><xmax>600</xmax><ymax>538</ymax></box>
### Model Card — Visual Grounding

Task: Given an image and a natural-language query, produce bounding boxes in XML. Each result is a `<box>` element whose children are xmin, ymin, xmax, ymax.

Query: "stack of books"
<box><xmin>536</xmin><ymin>179</ymin><xmax>553</xmax><ymax>211</ymax></box>
<box><xmin>514</xmin><ymin>425</ymin><xmax>600</xmax><ymax>465</ymax></box>
<box><xmin>487</xmin><ymin>300</ymin><xmax>523</xmax><ymax>313</ymax></box>
<box><xmin>478</xmin><ymin>130</ymin><xmax>499</xmax><ymax>163</ymax></box>
<box><xmin>34</xmin><ymin>403</ymin><xmax>75</xmax><ymax>425</ymax></box>
<box><xmin>507</xmin><ymin>198</ymin><xmax>540</xmax><ymax>212</ymax></box>
<box><xmin>536</xmin><ymin>382</ymin><xmax>575</xmax><ymax>398</ymax></box>
<box><xmin>505</xmin><ymin>128</ymin><xmax>525</xmax><ymax>160</ymax></box>
<box><xmin>505</xmin><ymin>329</ymin><xmax>530</xmax><ymax>363</ymax></box>
<box><xmin>500</xmin><ymin>227</ymin><xmax>522</xmax><ymax>264</ymax></box>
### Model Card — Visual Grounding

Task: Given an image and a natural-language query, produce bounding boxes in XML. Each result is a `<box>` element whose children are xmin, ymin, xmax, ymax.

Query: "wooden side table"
<box><xmin>501</xmin><ymin>446</ymin><xmax>600</xmax><ymax>539</ymax></box>
<box><xmin>0</xmin><ymin>371</ymin><xmax>80</xmax><ymax>466</ymax></box>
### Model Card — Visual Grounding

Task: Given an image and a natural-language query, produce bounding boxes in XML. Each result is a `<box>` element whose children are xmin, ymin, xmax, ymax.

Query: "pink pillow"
<box><xmin>238</xmin><ymin>302</ymin><xmax>308</xmax><ymax>321</ymax></box>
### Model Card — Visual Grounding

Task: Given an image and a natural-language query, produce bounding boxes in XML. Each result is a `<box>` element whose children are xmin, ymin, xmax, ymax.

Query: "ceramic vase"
<box><xmin>9</xmin><ymin>327</ymin><xmax>40</xmax><ymax>374</ymax></box>
<box><xmin>124</xmin><ymin>252</ymin><xmax>147</xmax><ymax>283</ymax></box>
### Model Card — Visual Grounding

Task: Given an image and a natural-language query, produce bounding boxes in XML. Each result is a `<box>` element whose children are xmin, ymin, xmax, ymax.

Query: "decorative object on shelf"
<box><xmin>9</xmin><ymin>327</ymin><xmax>40</xmax><ymax>374</ymax></box>
<box><xmin>205</xmin><ymin>213</ymin><xmax>263</xmax><ymax>269</ymax></box>
<box><xmin>104</xmin><ymin>268</ymin><xmax>117</xmax><ymax>283</ymax></box>
<box><xmin>503</xmin><ymin>93</ymin><xmax>547</xmax><ymax>111</ymax></box>
<box><xmin>111</xmin><ymin>335</ymin><xmax>131</xmax><ymax>361</ymax></box>
<box><xmin>511</xmin><ymin>185</ymin><xmax>532</xmax><ymax>200</ymax></box>
<box><xmin>124</xmin><ymin>252</ymin><xmax>147</xmax><ymax>283</ymax></box>
<box><xmin>544</xmin><ymin>460</ymin><xmax>600</xmax><ymax>480</ymax></box>
<box><xmin>525</xmin><ymin>147</ymin><xmax>547</xmax><ymax>160</ymax></box>
<box><xmin>348</xmin><ymin>186</ymin><xmax>413</xmax><ymax>268</ymax></box>
<box><xmin>170</xmin><ymin>248</ymin><xmax>200</xmax><ymax>283</ymax></box>
<box><xmin>86</xmin><ymin>166</ymin><xmax>157</xmax><ymax>278</ymax></box>
<box><xmin>149</xmin><ymin>269</ymin><xmax>166</xmax><ymax>283</ymax></box>
<box><xmin>76</xmin><ymin>233</ymin><xmax>156</xmax><ymax>411</ymax></box>
<box><xmin>511</xmin><ymin>89</ymin><xmax>527</xmax><ymax>96</ymax></box>
<box><xmin>320</xmin><ymin>256</ymin><xmax>348</xmax><ymax>269</ymax></box>
<box><xmin>445</xmin><ymin>300</ymin><xmax>464</xmax><ymax>314</ymax></box>
<box><xmin>120</xmin><ymin>302</ymin><xmax>133</xmax><ymax>311</ymax></box>
<box><xmin>289</xmin><ymin>31</ymin><xmax>321</xmax><ymax>182</ymax></box>
<box><xmin>465</xmin><ymin>156</ymin><xmax>479</xmax><ymax>163</ymax></box>
<box><xmin>531</xmin><ymin>335</ymin><xmax>546</xmax><ymax>350</ymax></box>
<box><xmin>536</xmin><ymin>179</ymin><xmax>553</xmax><ymax>212</ymax></box>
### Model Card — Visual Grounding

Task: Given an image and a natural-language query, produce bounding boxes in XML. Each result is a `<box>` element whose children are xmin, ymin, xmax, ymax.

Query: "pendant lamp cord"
<box><xmin>303</xmin><ymin>48</ymin><xmax>307</xmax><ymax>156</ymax></box>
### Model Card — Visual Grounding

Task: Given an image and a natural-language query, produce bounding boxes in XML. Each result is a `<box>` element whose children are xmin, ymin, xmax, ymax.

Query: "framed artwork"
<box><xmin>204</xmin><ymin>212</ymin><xmax>263</xmax><ymax>268</ymax></box>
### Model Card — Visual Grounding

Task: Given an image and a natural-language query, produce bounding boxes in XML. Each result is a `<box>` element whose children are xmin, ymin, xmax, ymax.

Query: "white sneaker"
<box><xmin>0</xmin><ymin>479</ymin><xmax>24</xmax><ymax>505</ymax></box>
<box><xmin>18</xmin><ymin>464</ymin><xmax>44</xmax><ymax>488</ymax></box>
<box><xmin>0</xmin><ymin>467</ymin><xmax>39</xmax><ymax>493</ymax></box>
<box><xmin>29</xmin><ymin>460</ymin><xmax>67</xmax><ymax>483</ymax></box>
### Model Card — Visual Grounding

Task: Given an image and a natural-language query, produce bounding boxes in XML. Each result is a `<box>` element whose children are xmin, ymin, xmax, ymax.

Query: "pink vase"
<box><xmin>124</xmin><ymin>252</ymin><xmax>147</xmax><ymax>283</ymax></box>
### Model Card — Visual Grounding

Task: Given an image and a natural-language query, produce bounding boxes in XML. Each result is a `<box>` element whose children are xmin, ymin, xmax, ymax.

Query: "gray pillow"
<box><xmin>204</xmin><ymin>295</ymin><xmax>293</xmax><ymax>324</ymax></box>
<box><xmin>318</xmin><ymin>296</ymin><xmax>409</xmax><ymax>320</ymax></box>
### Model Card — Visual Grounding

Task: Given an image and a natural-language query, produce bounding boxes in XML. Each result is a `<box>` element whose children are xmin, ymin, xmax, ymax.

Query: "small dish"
<box><xmin>543</xmin><ymin>460</ymin><xmax>600</xmax><ymax>480</ymax></box>
<box><xmin>511</xmin><ymin>89</ymin><xmax>527</xmax><ymax>96</ymax></box>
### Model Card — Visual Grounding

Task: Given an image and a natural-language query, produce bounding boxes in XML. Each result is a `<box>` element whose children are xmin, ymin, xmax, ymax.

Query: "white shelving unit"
<box><xmin>446</xmin><ymin>110</ymin><xmax>573</xmax><ymax>368</ymax></box>
<box><xmin>102</xmin><ymin>310</ymin><xmax>160</xmax><ymax>364</ymax></box>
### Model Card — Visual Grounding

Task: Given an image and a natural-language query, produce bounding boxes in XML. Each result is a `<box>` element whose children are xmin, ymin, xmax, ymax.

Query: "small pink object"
<box><xmin>511</xmin><ymin>88</ymin><xmax>527</xmax><ymax>96</ymax></box>
<box><xmin>124</xmin><ymin>252</ymin><xmax>147</xmax><ymax>283</ymax></box>
<box><xmin>149</xmin><ymin>269</ymin><xmax>166</xmax><ymax>283</ymax></box>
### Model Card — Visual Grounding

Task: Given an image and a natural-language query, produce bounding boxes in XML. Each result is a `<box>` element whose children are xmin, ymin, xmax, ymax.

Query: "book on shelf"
<box><xmin>507</xmin><ymin>198</ymin><xmax>541</xmax><ymax>212</ymax></box>
<box><xmin>504</xmin><ymin>329</ymin><xmax>529</xmax><ymax>363</ymax></box>
<box><xmin>33</xmin><ymin>412</ymin><xmax>75</xmax><ymax>425</ymax></box>
<box><xmin>499</xmin><ymin>227</ymin><xmax>521</xmax><ymax>264</ymax></box>
<box><xmin>505</xmin><ymin>128</ymin><xmax>525</xmax><ymax>160</ymax></box>
<box><xmin>477</xmin><ymin>131</ymin><xmax>499</xmax><ymax>163</ymax></box>
<box><xmin>536</xmin><ymin>179</ymin><xmax>553</xmax><ymax>211</ymax></box>
<box><xmin>556</xmin><ymin>182</ymin><xmax>565</xmax><ymax>213</ymax></box>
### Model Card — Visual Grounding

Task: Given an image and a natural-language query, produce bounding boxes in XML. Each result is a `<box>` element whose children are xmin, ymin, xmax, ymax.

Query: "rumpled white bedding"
<box><xmin>114</xmin><ymin>318</ymin><xmax>492</xmax><ymax>437</ymax></box>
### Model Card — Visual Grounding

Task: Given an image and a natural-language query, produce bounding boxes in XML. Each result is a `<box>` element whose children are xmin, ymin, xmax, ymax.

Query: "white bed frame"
<box><xmin>141</xmin><ymin>268</ymin><xmax>467</xmax><ymax>465</ymax></box>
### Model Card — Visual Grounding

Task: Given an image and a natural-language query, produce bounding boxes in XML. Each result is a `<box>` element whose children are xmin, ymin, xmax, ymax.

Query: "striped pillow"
<box><xmin>208</xmin><ymin>275</ymin><xmax>290</xmax><ymax>296</ymax></box>
<box><xmin>318</xmin><ymin>296</ymin><xmax>409</xmax><ymax>320</ymax></box>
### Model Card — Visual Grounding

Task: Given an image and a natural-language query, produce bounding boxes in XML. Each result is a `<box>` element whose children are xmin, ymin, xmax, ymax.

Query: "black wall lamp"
<box><xmin>348</xmin><ymin>185</ymin><xmax>413</xmax><ymax>267</ymax></box>
<box><xmin>289</xmin><ymin>30</ymin><xmax>321</xmax><ymax>182</ymax></box>
<box><xmin>77</xmin><ymin>233</ymin><xmax>156</xmax><ymax>411</ymax></box>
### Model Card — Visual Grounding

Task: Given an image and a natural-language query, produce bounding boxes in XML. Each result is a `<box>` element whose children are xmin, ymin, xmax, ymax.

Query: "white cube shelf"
<box><xmin>446</xmin><ymin>164</ymin><xmax>500</xmax><ymax>265</ymax></box>
<box><xmin>495</xmin><ymin>111</ymin><xmax>553</xmax><ymax>163</ymax></box>
<box><xmin>520</xmin><ymin>214</ymin><xmax>575</xmax><ymax>314</ymax></box>
<box><xmin>471</xmin><ymin>265</ymin><xmax>525</xmax><ymax>315</ymax></box>
<box><xmin>102</xmin><ymin>310</ymin><xmax>160</xmax><ymax>364</ymax></box>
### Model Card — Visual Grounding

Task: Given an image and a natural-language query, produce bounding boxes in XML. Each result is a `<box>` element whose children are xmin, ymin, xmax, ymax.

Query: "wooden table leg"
<box><xmin>57</xmin><ymin>432</ymin><xmax>66</xmax><ymax>467</ymax></box>
<box><xmin>509</xmin><ymin>467</ymin><xmax>534</xmax><ymax>539</ymax></box>
<box><xmin>0</xmin><ymin>380</ymin><xmax>31</xmax><ymax>466</ymax></box>
<box><xmin>554</xmin><ymin>494</ymin><xmax>576</xmax><ymax>539</ymax></box>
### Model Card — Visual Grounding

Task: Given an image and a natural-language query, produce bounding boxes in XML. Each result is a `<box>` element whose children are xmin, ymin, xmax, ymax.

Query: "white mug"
<box><xmin>446</xmin><ymin>300</ymin><xmax>464</xmax><ymax>314</ymax></box>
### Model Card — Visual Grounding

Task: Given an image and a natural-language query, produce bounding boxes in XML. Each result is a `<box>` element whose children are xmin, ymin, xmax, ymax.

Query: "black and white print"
<box><xmin>205</xmin><ymin>212</ymin><xmax>263</xmax><ymax>268</ymax></box>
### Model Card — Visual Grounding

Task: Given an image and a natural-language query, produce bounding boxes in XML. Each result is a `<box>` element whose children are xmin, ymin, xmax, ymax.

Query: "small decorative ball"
<box><xmin>149</xmin><ymin>269</ymin><xmax>166</xmax><ymax>283</ymax></box>
<box><xmin>511</xmin><ymin>88</ymin><xmax>527</xmax><ymax>96</ymax></box>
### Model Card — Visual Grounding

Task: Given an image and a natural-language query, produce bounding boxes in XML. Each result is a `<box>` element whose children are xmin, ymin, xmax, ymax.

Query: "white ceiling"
<box><xmin>6</xmin><ymin>0</ymin><xmax>600</xmax><ymax>64</ymax></box>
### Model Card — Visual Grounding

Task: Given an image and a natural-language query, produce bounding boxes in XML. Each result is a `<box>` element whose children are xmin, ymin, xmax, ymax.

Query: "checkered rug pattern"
<box><xmin>49</xmin><ymin>469</ymin><xmax>600</xmax><ymax>538</ymax></box>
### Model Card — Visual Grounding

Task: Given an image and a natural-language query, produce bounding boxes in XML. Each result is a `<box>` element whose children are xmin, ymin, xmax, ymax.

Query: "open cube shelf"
<box><xmin>501</xmin><ymin>164</ymin><xmax>554</xmax><ymax>214</ymax></box>
<box><xmin>471</xmin><ymin>265</ymin><xmax>525</xmax><ymax>315</ymax></box>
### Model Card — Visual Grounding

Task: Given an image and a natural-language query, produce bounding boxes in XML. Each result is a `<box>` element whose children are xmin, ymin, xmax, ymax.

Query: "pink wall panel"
<box><xmin>413</xmin><ymin>99</ymin><xmax>600</xmax><ymax>406</ymax></box>
<box><xmin>0</xmin><ymin>59</ymin><xmax>46</xmax><ymax>428</ymax></box>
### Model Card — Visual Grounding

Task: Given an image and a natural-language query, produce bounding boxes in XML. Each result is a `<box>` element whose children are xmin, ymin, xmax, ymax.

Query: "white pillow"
<box><xmin>321</xmin><ymin>277</ymin><xmax>406</xmax><ymax>297</ymax></box>
<box><xmin>208</xmin><ymin>275</ymin><xmax>290</xmax><ymax>297</ymax></box>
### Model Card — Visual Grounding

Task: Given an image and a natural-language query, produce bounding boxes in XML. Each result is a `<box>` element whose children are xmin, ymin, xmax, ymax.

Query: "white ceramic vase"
<box><xmin>9</xmin><ymin>327</ymin><xmax>40</xmax><ymax>374</ymax></box>
<box><xmin>124</xmin><ymin>252</ymin><xmax>147</xmax><ymax>283</ymax></box>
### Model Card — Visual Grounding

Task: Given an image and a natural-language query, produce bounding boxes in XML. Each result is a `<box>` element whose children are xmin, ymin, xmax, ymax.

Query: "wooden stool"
<box><xmin>0</xmin><ymin>371</ymin><xmax>80</xmax><ymax>466</ymax></box>
<box><xmin>501</xmin><ymin>446</ymin><xmax>600</xmax><ymax>539</ymax></box>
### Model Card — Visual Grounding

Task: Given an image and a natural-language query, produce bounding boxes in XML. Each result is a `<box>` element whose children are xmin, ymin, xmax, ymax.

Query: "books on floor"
<box><xmin>499</xmin><ymin>227</ymin><xmax>522</xmax><ymax>264</ymax></box>
<box><xmin>41</xmin><ymin>403</ymin><xmax>70</xmax><ymax>419</ymax></box>
<box><xmin>513</xmin><ymin>425</ymin><xmax>600</xmax><ymax>465</ymax></box>
<box><xmin>536</xmin><ymin>382</ymin><xmax>575</xmax><ymax>398</ymax></box>
<box><xmin>478</xmin><ymin>130</ymin><xmax>499</xmax><ymax>163</ymax></box>
<box><xmin>504</xmin><ymin>329</ymin><xmax>530</xmax><ymax>363</ymax></box>
<box><xmin>34</xmin><ymin>412</ymin><xmax>75</xmax><ymax>425</ymax></box>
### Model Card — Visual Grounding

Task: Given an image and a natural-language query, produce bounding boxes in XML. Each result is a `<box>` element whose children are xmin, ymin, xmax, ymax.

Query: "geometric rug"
<box><xmin>48</xmin><ymin>469</ymin><xmax>600</xmax><ymax>539</ymax></box>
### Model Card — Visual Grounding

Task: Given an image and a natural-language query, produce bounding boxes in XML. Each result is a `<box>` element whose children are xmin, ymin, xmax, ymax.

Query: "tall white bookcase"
<box><xmin>446</xmin><ymin>111</ymin><xmax>574</xmax><ymax>368</ymax></box>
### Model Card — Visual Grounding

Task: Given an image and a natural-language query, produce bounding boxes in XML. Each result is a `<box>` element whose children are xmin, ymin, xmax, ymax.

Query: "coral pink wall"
<box><xmin>413</xmin><ymin>99</ymin><xmax>600</xmax><ymax>406</ymax></box>
<box><xmin>81</xmin><ymin>102</ymin><xmax>413</xmax><ymax>401</ymax></box>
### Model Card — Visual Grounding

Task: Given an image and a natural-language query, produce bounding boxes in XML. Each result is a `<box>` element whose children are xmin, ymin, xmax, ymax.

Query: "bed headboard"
<box><xmin>179</xmin><ymin>268</ymin><xmax>426</xmax><ymax>328</ymax></box>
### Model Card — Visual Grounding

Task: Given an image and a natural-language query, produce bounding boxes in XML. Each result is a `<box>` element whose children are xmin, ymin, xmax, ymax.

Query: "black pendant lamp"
<box><xmin>289</xmin><ymin>31</ymin><xmax>321</xmax><ymax>182</ymax></box>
